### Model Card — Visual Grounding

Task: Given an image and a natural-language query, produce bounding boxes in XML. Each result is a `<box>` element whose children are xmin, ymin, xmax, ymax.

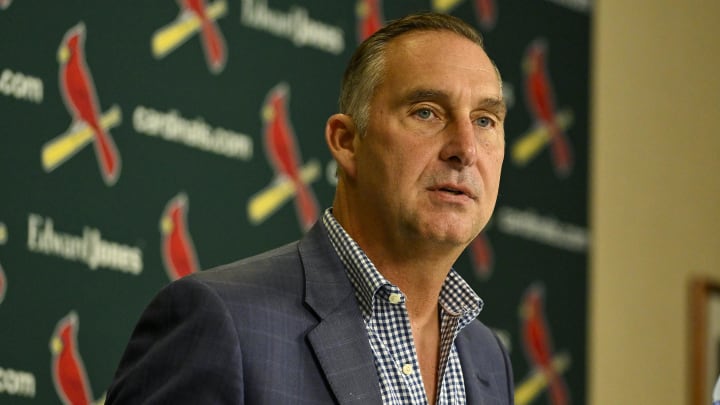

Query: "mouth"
<box><xmin>432</xmin><ymin>184</ymin><xmax>477</xmax><ymax>200</ymax></box>
<box><xmin>440</xmin><ymin>187</ymin><xmax>465</xmax><ymax>195</ymax></box>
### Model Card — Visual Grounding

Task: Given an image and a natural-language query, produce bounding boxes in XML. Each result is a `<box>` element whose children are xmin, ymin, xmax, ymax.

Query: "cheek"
<box><xmin>480</xmin><ymin>146</ymin><xmax>505</xmax><ymax>174</ymax></box>
<box><xmin>357</xmin><ymin>142</ymin><xmax>400</xmax><ymax>193</ymax></box>
<box><xmin>374</xmin><ymin>134</ymin><xmax>427</xmax><ymax>177</ymax></box>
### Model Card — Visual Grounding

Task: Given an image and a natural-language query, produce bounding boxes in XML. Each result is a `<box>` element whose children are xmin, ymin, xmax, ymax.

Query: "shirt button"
<box><xmin>402</xmin><ymin>364</ymin><xmax>413</xmax><ymax>375</ymax></box>
<box><xmin>388</xmin><ymin>293</ymin><xmax>402</xmax><ymax>304</ymax></box>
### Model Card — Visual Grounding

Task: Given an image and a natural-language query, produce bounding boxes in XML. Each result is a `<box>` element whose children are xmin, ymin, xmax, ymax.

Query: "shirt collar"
<box><xmin>322</xmin><ymin>208</ymin><xmax>483</xmax><ymax>324</ymax></box>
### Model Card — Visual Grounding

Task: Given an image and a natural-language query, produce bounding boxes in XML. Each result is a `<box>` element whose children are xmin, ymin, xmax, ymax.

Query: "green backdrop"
<box><xmin>0</xmin><ymin>1</ymin><xmax>590</xmax><ymax>403</ymax></box>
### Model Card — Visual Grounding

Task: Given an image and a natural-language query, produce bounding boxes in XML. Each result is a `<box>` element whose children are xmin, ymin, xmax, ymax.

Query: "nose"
<box><xmin>440</xmin><ymin>119</ymin><xmax>477</xmax><ymax>167</ymax></box>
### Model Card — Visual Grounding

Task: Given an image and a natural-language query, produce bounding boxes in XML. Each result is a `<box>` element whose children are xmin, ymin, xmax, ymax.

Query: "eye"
<box><xmin>475</xmin><ymin>116</ymin><xmax>495</xmax><ymax>128</ymax></box>
<box><xmin>414</xmin><ymin>108</ymin><xmax>435</xmax><ymax>120</ymax></box>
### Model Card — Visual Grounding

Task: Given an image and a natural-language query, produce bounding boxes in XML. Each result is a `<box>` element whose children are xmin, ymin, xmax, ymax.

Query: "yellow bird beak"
<box><xmin>161</xmin><ymin>216</ymin><xmax>174</xmax><ymax>234</ymax></box>
<box><xmin>50</xmin><ymin>336</ymin><xmax>64</xmax><ymax>354</ymax></box>
<box><xmin>57</xmin><ymin>44</ymin><xmax>69</xmax><ymax>63</ymax></box>
<box><xmin>262</xmin><ymin>104</ymin><xmax>275</xmax><ymax>122</ymax></box>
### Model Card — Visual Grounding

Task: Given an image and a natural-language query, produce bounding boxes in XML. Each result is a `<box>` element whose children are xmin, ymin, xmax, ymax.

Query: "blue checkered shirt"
<box><xmin>323</xmin><ymin>209</ymin><xmax>483</xmax><ymax>405</ymax></box>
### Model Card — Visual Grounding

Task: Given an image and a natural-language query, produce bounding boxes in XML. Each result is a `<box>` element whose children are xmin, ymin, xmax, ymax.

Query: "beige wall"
<box><xmin>590</xmin><ymin>0</ymin><xmax>720</xmax><ymax>404</ymax></box>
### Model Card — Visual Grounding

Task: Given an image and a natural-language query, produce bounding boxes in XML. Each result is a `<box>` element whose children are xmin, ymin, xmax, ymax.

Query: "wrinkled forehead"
<box><xmin>381</xmin><ymin>31</ymin><xmax>503</xmax><ymax>98</ymax></box>
<box><xmin>385</xmin><ymin>30</ymin><xmax>501</xmax><ymax>87</ymax></box>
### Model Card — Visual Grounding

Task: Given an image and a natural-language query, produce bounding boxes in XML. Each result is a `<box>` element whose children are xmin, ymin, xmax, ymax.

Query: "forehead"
<box><xmin>380</xmin><ymin>30</ymin><xmax>501</xmax><ymax>99</ymax></box>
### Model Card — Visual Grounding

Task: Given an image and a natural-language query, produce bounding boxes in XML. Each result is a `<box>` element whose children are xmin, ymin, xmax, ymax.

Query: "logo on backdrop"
<box><xmin>517</xmin><ymin>283</ymin><xmax>572</xmax><ymax>405</ymax></box>
<box><xmin>50</xmin><ymin>312</ymin><xmax>104</xmax><ymax>405</ymax></box>
<box><xmin>496</xmin><ymin>206</ymin><xmax>588</xmax><ymax>252</ymax></box>
<box><xmin>473</xmin><ymin>0</ymin><xmax>498</xmax><ymax>30</ymax></box>
<box><xmin>0</xmin><ymin>365</ymin><xmax>36</xmax><ymax>399</ymax></box>
<box><xmin>468</xmin><ymin>231</ymin><xmax>494</xmax><ymax>280</ymax></box>
<box><xmin>431</xmin><ymin>0</ymin><xmax>498</xmax><ymax>31</ymax></box>
<box><xmin>0</xmin><ymin>0</ymin><xmax>12</xmax><ymax>10</ymax></box>
<box><xmin>512</xmin><ymin>39</ymin><xmax>575</xmax><ymax>178</ymax></box>
<box><xmin>247</xmin><ymin>83</ymin><xmax>320</xmax><ymax>231</ymax></box>
<box><xmin>0</xmin><ymin>68</ymin><xmax>44</xmax><ymax>104</ymax></box>
<box><xmin>26</xmin><ymin>213</ymin><xmax>144</xmax><ymax>275</ymax></box>
<box><xmin>42</xmin><ymin>23</ymin><xmax>123</xmax><ymax>186</ymax></box>
<box><xmin>240</xmin><ymin>0</ymin><xmax>345</xmax><ymax>55</ymax></box>
<box><xmin>161</xmin><ymin>193</ymin><xmax>201</xmax><ymax>281</ymax></box>
<box><xmin>151</xmin><ymin>0</ymin><xmax>228</xmax><ymax>74</ymax></box>
<box><xmin>356</xmin><ymin>0</ymin><xmax>384</xmax><ymax>43</ymax></box>
<box><xmin>132</xmin><ymin>105</ymin><xmax>253</xmax><ymax>160</ymax></box>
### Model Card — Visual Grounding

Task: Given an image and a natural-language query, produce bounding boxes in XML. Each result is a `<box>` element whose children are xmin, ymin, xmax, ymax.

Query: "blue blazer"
<box><xmin>106</xmin><ymin>222</ymin><xmax>514</xmax><ymax>404</ymax></box>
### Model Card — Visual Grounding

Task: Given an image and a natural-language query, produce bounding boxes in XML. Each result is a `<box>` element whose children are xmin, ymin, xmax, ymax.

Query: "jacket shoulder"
<box><xmin>194</xmin><ymin>240</ymin><xmax>302</xmax><ymax>284</ymax></box>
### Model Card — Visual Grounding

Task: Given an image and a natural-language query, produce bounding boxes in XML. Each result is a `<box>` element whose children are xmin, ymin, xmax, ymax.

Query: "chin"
<box><xmin>424</xmin><ymin>222</ymin><xmax>478</xmax><ymax>247</ymax></box>
<box><xmin>404</xmin><ymin>209</ymin><xmax>483</xmax><ymax>244</ymax></box>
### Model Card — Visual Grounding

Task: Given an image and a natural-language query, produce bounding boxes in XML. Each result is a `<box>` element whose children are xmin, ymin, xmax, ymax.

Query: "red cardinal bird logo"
<box><xmin>179</xmin><ymin>0</ymin><xmax>227</xmax><ymax>73</ymax></box>
<box><xmin>161</xmin><ymin>193</ymin><xmax>201</xmax><ymax>281</ymax></box>
<box><xmin>520</xmin><ymin>284</ymin><xmax>571</xmax><ymax>405</ymax></box>
<box><xmin>0</xmin><ymin>263</ymin><xmax>6</xmax><ymax>305</ymax></box>
<box><xmin>430</xmin><ymin>0</ymin><xmax>496</xmax><ymax>31</ymax></box>
<box><xmin>50</xmin><ymin>312</ymin><xmax>94</xmax><ymax>405</ymax></box>
<box><xmin>356</xmin><ymin>0</ymin><xmax>384</xmax><ymax>43</ymax></box>
<box><xmin>474</xmin><ymin>0</ymin><xmax>498</xmax><ymax>31</ymax></box>
<box><xmin>261</xmin><ymin>83</ymin><xmax>319</xmax><ymax>231</ymax></box>
<box><xmin>524</xmin><ymin>39</ymin><xmax>573</xmax><ymax>177</ymax></box>
<box><xmin>468</xmin><ymin>231</ymin><xmax>494</xmax><ymax>280</ymax></box>
<box><xmin>57</xmin><ymin>23</ymin><xmax>121</xmax><ymax>186</ymax></box>
<box><xmin>151</xmin><ymin>0</ymin><xmax>228</xmax><ymax>74</ymax></box>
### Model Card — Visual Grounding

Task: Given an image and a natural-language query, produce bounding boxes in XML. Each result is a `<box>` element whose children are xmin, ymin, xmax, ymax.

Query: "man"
<box><xmin>107</xmin><ymin>11</ymin><xmax>512</xmax><ymax>405</ymax></box>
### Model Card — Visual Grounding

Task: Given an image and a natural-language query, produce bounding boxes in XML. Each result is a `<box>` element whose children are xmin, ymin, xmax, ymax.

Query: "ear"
<box><xmin>325</xmin><ymin>114</ymin><xmax>358</xmax><ymax>179</ymax></box>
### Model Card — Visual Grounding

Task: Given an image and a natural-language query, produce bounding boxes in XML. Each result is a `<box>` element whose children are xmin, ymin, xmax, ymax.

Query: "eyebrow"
<box><xmin>403</xmin><ymin>89</ymin><xmax>450</xmax><ymax>106</ymax></box>
<box><xmin>402</xmin><ymin>88</ymin><xmax>507</xmax><ymax>118</ymax></box>
<box><xmin>480</xmin><ymin>97</ymin><xmax>507</xmax><ymax>119</ymax></box>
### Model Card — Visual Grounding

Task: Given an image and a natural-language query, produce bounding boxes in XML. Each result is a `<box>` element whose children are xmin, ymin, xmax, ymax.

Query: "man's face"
<box><xmin>352</xmin><ymin>30</ymin><xmax>506</xmax><ymax>251</ymax></box>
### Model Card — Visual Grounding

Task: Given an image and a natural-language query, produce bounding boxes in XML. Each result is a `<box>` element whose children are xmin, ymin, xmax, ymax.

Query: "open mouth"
<box><xmin>432</xmin><ymin>184</ymin><xmax>476</xmax><ymax>200</ymax></box>
<box><xmin>440</xmin><ymin>187</ymin><xmax>465</xmax><ymax>196</ymax></box>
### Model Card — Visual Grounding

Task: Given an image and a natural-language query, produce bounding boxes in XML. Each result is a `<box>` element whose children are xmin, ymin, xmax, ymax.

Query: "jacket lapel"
<box><xmin>456</xmin><ymin>329</ymin><xmax>499</xmax><ymax>405</ymax></box>
<box><xmin>455</xmin><ymin>325</ymin><xmax>514</xmax><ymax>405</ymax></box>
<box><xmin>299</xmin><ymin>223</ymin><xmax>382</xmax><ymax>405</ymax></box>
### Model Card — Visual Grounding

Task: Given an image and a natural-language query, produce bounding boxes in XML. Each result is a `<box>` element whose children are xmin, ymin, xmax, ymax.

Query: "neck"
<box><xmin>332</xmin><ymin>196</ymin><xmax>461</xmax><ymax>317</ymax></box>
